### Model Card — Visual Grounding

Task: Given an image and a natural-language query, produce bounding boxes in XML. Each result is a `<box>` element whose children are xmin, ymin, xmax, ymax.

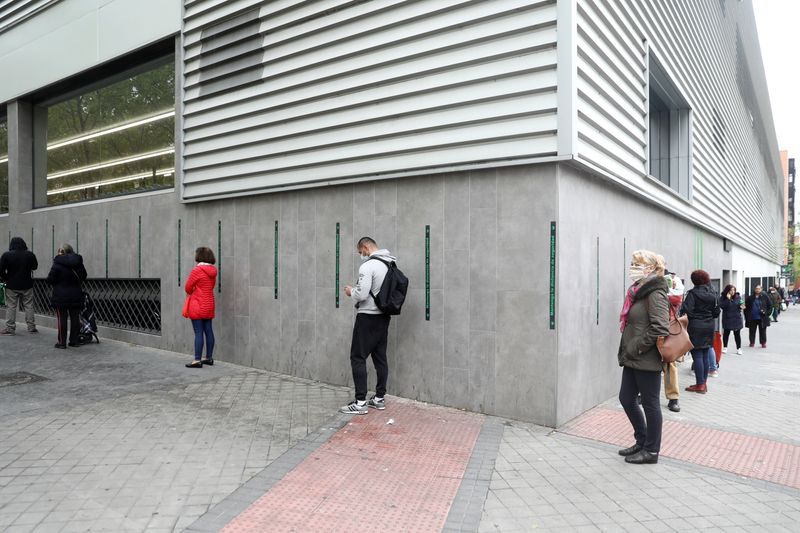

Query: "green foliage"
<box><xmin>46</xmin><ymin>61</ymin><xmax>176</xmax><ymax>205</ymax></box>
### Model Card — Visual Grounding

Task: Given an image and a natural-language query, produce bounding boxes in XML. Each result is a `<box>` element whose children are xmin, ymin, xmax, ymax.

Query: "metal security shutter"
<box><xmin>181</xmin><ymin>0</ymin><xmax>560</xmax><ymax>201</ymax></box>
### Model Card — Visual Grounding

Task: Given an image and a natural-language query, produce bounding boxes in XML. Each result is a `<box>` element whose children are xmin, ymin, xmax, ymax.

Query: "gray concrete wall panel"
<box><xmin>555</xmin><ymin>163</ymin><xmax>730</xmax><ymax>426</ymax></box>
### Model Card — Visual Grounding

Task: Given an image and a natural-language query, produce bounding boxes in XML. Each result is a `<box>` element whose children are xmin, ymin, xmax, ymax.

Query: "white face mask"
<box><xmin>360</xmin><ymin>253</ymin><xmax>370</xmax><ymax>261</ymax></box>
<box><xmin>629</xmin><ymin>265</ymin><xmax>648</xmax><ymax>282</ymax></box>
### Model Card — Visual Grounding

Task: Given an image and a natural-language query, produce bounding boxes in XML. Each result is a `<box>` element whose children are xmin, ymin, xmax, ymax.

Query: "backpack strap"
<box><xmin>366</xmin><ymin>257</ymin><xmax>393</xmax><ymax>300</ymax></box>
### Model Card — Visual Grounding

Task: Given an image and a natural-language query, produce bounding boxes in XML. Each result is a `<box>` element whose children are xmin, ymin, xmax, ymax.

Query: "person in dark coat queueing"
<box><xmin>0</xmin><ymin>237</ymin><xmax>39</xmax><ymax>335</ymax></box>
<box><xmin>719</xmin><ymin>284</ymin><xmax>744</xmax><ymax>355</ymax></box>
<box><xmin>183</xmin><ymin>247</ymin><xmax>217</xmax><ymax>368</ymax></box>
<box><xmin>617</xmin><ymin>250</ymin><xmax>670</xmax><ymax>465</ymax></box>
<box><xmin>744</xmin><ymin>285</ymin><xmax>772</xmax><ymax>348</ymax></box>
<box><xmin>46</xmin><ymin>244</ymin><xmax>88</xmax><ymax>349</ymax></box>
<box><xmin>681</xmin><ymin>270</ymin><xmax>720</xmax><ymax>393</ymax></box>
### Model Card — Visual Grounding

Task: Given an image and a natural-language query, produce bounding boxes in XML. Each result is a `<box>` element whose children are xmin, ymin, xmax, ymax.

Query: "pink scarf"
<box><xmin>619</xmin><ymin>283</ymin><xmax>641</xmax><ymax>333</ymax></box>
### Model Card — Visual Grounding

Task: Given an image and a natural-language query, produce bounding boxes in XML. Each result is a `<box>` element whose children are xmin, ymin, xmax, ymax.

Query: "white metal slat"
<box><xmin>184</xmin><ymin>29</ymin><xmax>557</xmax><ymax>126</ymax></box>
<box><xmin>185</xmin><ymin>72</ymin><xmax>556</xmax><ymax>152</ymax></box>
<box><xmin>184</xmin><ymin>54</ymin><xmax>557</xmax><ymax>142</ymax></box>
<box><xmin>184</xmin><ymin>91</ymin><xmax>557</xmax><ymax>165</ymax></box>
<box><xmin>182</xmin><ymin>135</ymin><xmax>558</xmax><ymax>199</ymax></box>
<box><xmin>184</xmin><ymin>1</ymin><xmax>555</xmax><ymax>91</ymax></box>
<box><xmin>184</xmin><ymin>114</ymin><xmax>557</xmax><ymax>182</ymax></box>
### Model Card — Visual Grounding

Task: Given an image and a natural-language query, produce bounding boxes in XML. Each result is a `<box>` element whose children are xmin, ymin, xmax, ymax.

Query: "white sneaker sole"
<box><xmin>340</xmin><ymin>408</ymin><xmax>368</xmax><ymax>415</ymax></box>
<box><xmin>368</xmin><ymin>404</ymin><xmax>386</xmax><ymax>410</ymax></box>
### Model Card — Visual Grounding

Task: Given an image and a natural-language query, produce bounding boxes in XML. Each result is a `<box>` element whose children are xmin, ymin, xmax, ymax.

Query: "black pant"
<box><xmin>349</xmin><ymin>313</ymin><xmax>391</xmax><ymax>401</ymax></box>
<box><xmin>618</xmin><ymin>366</ymin><xmax>663</xmax><ymax>453</ymax></box>
<box><xmin>722</xmin><ymin>329</ymin><xmax>741</xmax><ymax>349</ymax></box>
<box><xmin>55</xmin><ymin>307</ymin><xmax>80</xmax><ymax>346</ymax></box>
<box><xmin>748</xmin><ymin>323</ymin><xmax>766</xmax><ymax>345</ymax></box>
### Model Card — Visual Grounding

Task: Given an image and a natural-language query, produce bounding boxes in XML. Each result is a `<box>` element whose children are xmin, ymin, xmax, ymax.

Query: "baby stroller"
<box><xmin>77</xmin><ymin>291</ymin><xmax>100</xmax><ymax>344</ymax></box>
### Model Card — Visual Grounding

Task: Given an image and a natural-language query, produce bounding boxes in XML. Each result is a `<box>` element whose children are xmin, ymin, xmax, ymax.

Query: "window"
<box><xmin>648</xmin><ymin>54</ymin><xmax>692</xmax><ymax>199</ymax></box>
<box><xmin>36</xmin><ymin>59</ymin><xmax>175</xmax><ymax>206</ymax></box>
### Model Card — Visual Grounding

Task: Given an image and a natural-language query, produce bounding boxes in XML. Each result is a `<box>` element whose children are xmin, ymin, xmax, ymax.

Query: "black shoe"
<box><xmin>668</xmin><ymin>399</ymin><xmax>680</xmax><ymax>412</ymax></box>
<box><xmin>54</xmin><ymin>343</ymin><xmax>66</xmax><ymax>349</ymax></box>
<box><xmin>625</xmin><ymin>449</ymin><xmax>659</xmax><ymax>464</ymax></box>
<box><xmin>200</xmin><ymin>359</ymin><xmax>214</xmax><ymax>366</ymax></box>
<box><xmin>68</xmin><ymin>343</ymin><xmax>79</xmax><ymax>347</ymax></box>
<box><xmin>618</xmin><ymin>444</ymin><xmax>642</xmax><ymax>456</ymax></box>
<box><xmin>185</xmin><ymin>361</ymin><xmax>203</xmax><ymax>368</ymax></box>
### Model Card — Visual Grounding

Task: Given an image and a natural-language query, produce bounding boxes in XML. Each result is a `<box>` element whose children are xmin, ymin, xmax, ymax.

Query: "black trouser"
<box><xmin>55</xmin><ymin>307</ymin><xmax>80</xmax><ymax>346</ymax></box>
<box><xmin>618</xmin><ymin>366</ymin><xmax>663</xmax><ymax>453</ymax></box>
<box><xmin>748</xmin><ymin>323</ymin><xmax>766</xmax><ymax>345</ymax></box>
<box><xmin>723</xmin><ymin>329</ymin><xmax>741</xmax><ymax>349</ymax></box>
<box><xmin>349</xmin><ymin>313</ymin><xmax>391</xmax><ymax>401</ymax></box>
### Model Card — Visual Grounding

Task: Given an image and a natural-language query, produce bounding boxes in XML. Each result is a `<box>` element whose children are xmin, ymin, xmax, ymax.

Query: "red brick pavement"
<box><xmin>220</xmin><ymin>399</ymin><xmax>484</xmax><ymax>533</ymax></box>
<box><xmin>561</xmin><ymin>407</ymin><xmax>800</xmax><ymax>489</ymax></box>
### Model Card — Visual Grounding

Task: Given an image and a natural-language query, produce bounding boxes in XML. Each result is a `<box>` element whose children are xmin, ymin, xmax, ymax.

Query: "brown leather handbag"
<box><xmin>657</xmin><ymin>307</ymin><xmax>694</xmax><ymax>363</ymax></box>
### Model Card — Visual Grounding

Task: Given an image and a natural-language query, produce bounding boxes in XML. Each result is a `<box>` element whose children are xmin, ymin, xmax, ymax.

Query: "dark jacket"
<box><xmin>768</xmin><ymin>290</ymin><xmax>782</xmax><ymax>309</ymax></box>
<box><xmin>744</xmin><ymin>293</ymin><xmax>772</xmax><ymax>329</ymax></box>
<box><xmin>0</xmin><ymin>237</ymin><xmax>38</xmax><ymax>290</ymax></box>
<box><xmin>46</xmin><ymin>253</ymin><xmax>88</xmax><ymax>308</ymax></box>
<box><xmin>719</xmin><ymin>293</ymin><xmax>744</xmax><ymax>331</ymax></box>
<box><xmin>680</xmin><ymin>284</ymin><xmax>720</xmax><ymax>349</ymax></box>
<box><xmin>618</xmin><ymin>276</ymin><xmax>671</xmax><ymax>372</ymax></box>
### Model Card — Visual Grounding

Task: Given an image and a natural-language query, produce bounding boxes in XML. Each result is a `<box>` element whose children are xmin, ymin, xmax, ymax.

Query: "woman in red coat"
<box><xmin>184</xmin><ymin>247</ymin><xmax>217</xmax><ymax>368</ymax></box>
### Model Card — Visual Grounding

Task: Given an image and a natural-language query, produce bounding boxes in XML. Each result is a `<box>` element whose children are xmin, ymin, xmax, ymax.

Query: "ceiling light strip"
<box><xmin>46</xmin><ymin>148</ymin><xmax>175</xmax><ymax>180</ymax></box>
<box><xmin>47</xmin><ymin>168</ymin><xmax>174</xmax><ymax>195</ymax></box>
<box><xmin>47</xmin><ymin>110</ymin><xmax>175</xmax><ymax>151</ymax></box>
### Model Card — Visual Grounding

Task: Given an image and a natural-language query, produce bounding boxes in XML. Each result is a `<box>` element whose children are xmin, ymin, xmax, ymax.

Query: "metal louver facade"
<box><xmin>180</xmin><ymin>0</ymin><xmax>560</xmax><ymax>201</ymax></box>
<box><xmin>573</xmin><ymin>0</ymin><xmax>783</xmax><ymax>262</ymax></box>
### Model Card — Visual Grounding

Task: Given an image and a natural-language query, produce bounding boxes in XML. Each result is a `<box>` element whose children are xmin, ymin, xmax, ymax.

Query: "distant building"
<box><xmin>0</xmin><ymin>0</ymin><xmax>786</xmax><ymax>426</ymax></box>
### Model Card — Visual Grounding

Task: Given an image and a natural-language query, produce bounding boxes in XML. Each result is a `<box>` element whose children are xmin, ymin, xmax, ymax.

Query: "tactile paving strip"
<box><xmin>561</xmin><ymin>407</ymin><xmax>800</xmax><ymax>489</ymax></box>
<box><xmin>220</xmin><ymin>398</ymin><xmax>484</xmax><ymax>533</ymax></box>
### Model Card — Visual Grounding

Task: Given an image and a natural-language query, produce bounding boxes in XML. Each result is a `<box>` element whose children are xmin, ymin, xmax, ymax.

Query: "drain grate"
<box><xmin>0</xmin><ymin>372</ymin><xmax>49</xmax><ymax>387</ymax></box>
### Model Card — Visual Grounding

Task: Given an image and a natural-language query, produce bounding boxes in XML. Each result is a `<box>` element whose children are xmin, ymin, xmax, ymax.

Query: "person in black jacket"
<box><xmin>719</xmin><ymin>284</ymin><xmax>744</xmax><ymax>355</ymax></box>
<box><xmin>744</xmin><ymin>285</ymin><xmax>772</xmax><ymax>348</ymax></box>
<box><xmin>681</xmin><ymin>270</ymin><xmax>720</xmax><ymax>394</ymax></box>
<box><xmin>0</xmin><ymin>237</ymin><xmax>39</xmax><ymax>335</ymax></box>
<box><xmin>46</xmin><ymin>244</ymin><xmax>88</xmax><ymax>349</ymax></box>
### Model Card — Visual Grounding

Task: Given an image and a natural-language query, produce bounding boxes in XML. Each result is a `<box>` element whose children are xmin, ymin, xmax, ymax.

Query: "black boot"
<box><xmin>668</xmin><ymin>399</ymin><xmax>680</xmax><ymax>412</ymax></box>
<box><xmin>618</xmin><ymin>444</ymin><xmax>642</xmax><ymax>456</ymax></box>
<box><xmin>625</xmin><ymin>449</ymin><xmax>659</xmax><ymax>464</ymax></box>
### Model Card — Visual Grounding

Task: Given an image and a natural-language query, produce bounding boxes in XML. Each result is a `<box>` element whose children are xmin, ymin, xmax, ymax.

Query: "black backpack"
<box><xmin>368</xmin><ymin>257</ymin><xmax>408</xmax><ymax>315</ymax></box>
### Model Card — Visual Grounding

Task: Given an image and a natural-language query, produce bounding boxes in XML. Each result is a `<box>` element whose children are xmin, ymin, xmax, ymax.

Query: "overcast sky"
<box><xmin>753</xmin><ymin>0</ymin><xmax>799</xmax><ymax>169</ymax></box>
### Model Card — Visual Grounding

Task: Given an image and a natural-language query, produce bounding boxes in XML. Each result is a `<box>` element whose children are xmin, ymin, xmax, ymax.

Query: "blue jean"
<box><xmin>707</xmin><ymin>347</ymin><xmax>717</xmax><ymax>372</ymax></box>
<box><xmin>691</xmin><ymin>347</ymin><xmax>713</xmax><ymax>385</ymax></box>
<box><xmin>191</xmin><ymin>319</ymin><xmax>215</xmax><ymax>360</ymax></box>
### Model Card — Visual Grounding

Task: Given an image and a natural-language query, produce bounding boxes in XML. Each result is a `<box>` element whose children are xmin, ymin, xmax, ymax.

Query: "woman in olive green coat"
<box><xmin>617</xmin><ymin>250</ymin><xmax>671</xmax><ymax>464</ymax></box>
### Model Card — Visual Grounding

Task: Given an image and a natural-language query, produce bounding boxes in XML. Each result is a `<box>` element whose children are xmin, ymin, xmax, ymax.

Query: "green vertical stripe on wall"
<box><xmin>335</xmin><ymin>223</ymin><xmax>340</xmax><ymax>309</ymax></box>
<box><xmin>425</xmin><ymin>225</ymin><xmax>430</xmax><ymax>321</ymax></box>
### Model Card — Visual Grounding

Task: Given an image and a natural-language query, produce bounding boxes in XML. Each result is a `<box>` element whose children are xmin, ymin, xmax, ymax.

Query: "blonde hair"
<box><xmin>631</xmin><ymin>249</ymin><xmax>665</xmax><ymax>276</ymax></box>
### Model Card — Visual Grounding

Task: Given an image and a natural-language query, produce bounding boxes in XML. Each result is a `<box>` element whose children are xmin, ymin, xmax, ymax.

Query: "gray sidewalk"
<box><xmin>0</xmin><ymin>328</ymin><xmax>351</xmax><ymax>532</ymax></box>
<box><xmin>479</xmin><ymin>306</ymin><xmax>800</xmax><ymax>533</ymax></box>
<box><xmin>1</xmin><ymin>310</ymin><xmax>799</xmax><ymax>533</ymax></box>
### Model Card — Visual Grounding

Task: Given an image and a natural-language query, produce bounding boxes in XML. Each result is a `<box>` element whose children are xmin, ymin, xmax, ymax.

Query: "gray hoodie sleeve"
<box><xmin>350</xmin><ymin>262</ymin><xmax>374</xmax><ymax>303</ymax></box>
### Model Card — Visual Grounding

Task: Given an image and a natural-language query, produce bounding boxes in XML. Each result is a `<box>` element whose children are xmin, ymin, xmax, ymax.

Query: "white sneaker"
<box><xmin>709</xmin><ymin>370</ymin><xmax>719</xmax><ymax>378</ymax></box>
<box><xmin>736</xmin><ymin>348</ymin><xmax>743</xmax><ymax>355</ymax></box>
<box><xmin>722</xmin><ymin>347</ymin><xmax>727</xmax><ymax>354</ymax></box>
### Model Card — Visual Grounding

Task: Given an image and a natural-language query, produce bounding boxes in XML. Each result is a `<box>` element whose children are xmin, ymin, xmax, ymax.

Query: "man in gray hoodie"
<box><xmin>341</xmin><ymin>237</ymin><xmax>396</xmax><ymax>414</ymax></box>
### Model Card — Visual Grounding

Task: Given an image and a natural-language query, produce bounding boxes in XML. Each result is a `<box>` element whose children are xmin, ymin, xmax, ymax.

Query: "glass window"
<box><xmin>0</xmin><ymin>115</ymin><xmax>8</xmax><ymax>213</ymax></box>
<box><xmin>648</xmin><ymin>54</ymin><xmax>692</xmax><ymax>199</ymax></box>
<box><xmin>42</xmin><ymin>60</ymin><xmax>175</xmax><ymax>206</ymax></box>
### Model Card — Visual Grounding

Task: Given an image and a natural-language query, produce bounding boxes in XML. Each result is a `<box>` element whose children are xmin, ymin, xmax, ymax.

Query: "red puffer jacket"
<box><xmin>184</xmin><ymin>263</ymin><xmax>217</xmax><ymax>320</ymax></box>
